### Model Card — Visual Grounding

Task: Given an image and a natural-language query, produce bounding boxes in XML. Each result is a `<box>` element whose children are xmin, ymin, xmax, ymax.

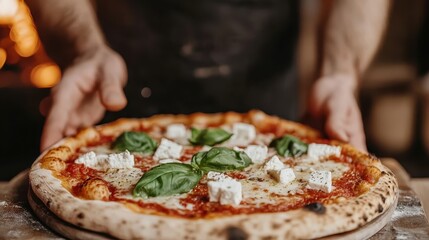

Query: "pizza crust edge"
<box><xmin>29</xmin><ymin>110</ymin><xmax>398</xmax><ymax>239</ymax></box>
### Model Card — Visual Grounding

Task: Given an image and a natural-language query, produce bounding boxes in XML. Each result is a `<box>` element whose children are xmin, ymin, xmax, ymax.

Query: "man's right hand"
<box><xmin>40</xmin><ymin>47</ymin><xmax>128</xmax><ymax>151</ymax></box>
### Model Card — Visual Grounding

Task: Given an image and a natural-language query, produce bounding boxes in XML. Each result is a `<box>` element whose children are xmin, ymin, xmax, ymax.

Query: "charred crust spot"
<box><xmin>346</xmin><ymin>212</ymin><xmax>352</xmax><ymax>217</ymax></box>
<box><xmin>368</xmin><ymin>203</ymin><xmax>373</xmax><ymax>207</ymax></box>
<box><xmin>77</xmin><ymin>213</ymin><xmax>85</xmax><ymax>219</ymax></box>
<box><xmin>377</xmin><ymin>204</ymin><xmax>384</xmax><ymax>213</ymax></box>
<box><xmin>271</xmin><ymin>222</ymin><xmax>282</xmax><ymax>230</ymax></box>
<box><xmin>304</xmin><ymin>202</ymin><xmax>326</xmax><ymax>214</ymax></box>
<box><xmin>121</xmin><ymin>220</ymin><xmax>127</xmax><ymax>224</ymax></box>
<box><xmin>226</xmin><ymin>226</ymin><xmax>247</xmax><ymax>240</ymax></box>
<box><xmin>284</xmin><ymin>219</ymin><xmax>291</xmax><ymax>223</ymax></box>
<box><xmin>380</xmin><ymin>194</ymin><xmax>386</xmax><ymax>204</ymax></box>
<box><xmin>46</xmin><ymin>200</ymin><xmax>51</xmax><ymax>208</ymax></box>
<box><xmin>35</xmin><ymin>184</ymin><xmax>41</xmax><ymax>189</ymax></box>
<box><xmin>362</xmin><ymin>214</ymin><xmax>368</xmax><ymax>222</ymax></box>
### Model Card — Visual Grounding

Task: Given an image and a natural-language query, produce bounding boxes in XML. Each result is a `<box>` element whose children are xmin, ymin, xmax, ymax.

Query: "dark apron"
<box><xmin>96</xmin><ymin>0</ymin><xmax>299</xmax><ymax>120</ymax></box>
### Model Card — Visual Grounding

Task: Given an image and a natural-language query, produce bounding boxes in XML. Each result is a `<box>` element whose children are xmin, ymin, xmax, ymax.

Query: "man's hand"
<box><xmin>40</xmin><ymin>47</ymin><xmax>127</xmax><ymax>151</ymax></box>
<box><xmin>307</xmin><ymin>74</ymin><xmax>367</xmax><ymax>151</ymax></box>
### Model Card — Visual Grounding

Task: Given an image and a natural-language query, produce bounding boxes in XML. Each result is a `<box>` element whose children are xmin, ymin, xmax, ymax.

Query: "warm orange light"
<box><xmin>0</xmin><ymin>0</ymin><xmax>19</xmax><ymax>24</ymax></box>
<box><xmin>0</xmin><ymin>48</ymin><xmax>6</xmax><ymax>69</ymax></box>
<box><xmin>30</xmin><ymin>63</ymin><xmax>61</xmax><ymax>88</ymax></box>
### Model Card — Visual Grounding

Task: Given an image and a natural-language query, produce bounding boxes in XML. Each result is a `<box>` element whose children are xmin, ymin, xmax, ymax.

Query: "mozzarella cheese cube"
<box><xmin>263</xmin><ymin>155</ymin><xmax>285</xmax><ymax>172</ymax></box>
<box><xmin>153</xmin><ymin>138</ymin><xmax>183</xmax><ymax>160</ymax></box>
<box><xmin>165</xmin><ymin>124</ymin><xmax>187</xmax><ymax>139</ymax></box>
<box><xmin>269</xmin><ymin>168</ymin><xmax>295</xmax><ymax>184</ymax></box>
<box><xmin>208</xmin><ymin>179</ymin><xmax>242</xmax><ymax>205</ymax></box>
<box><xmin>244</xmin><ymin>145</ymin><xmax>268</xmax><ymax>164</ymax></box>
<box><xmin>219</xmin><ymin>181</ymin><xmax>242</xmax><ymax>205</ymax></box>
<box><xmin>307</xmin><ymin>170</ymin><xmax>332</xmax><ymax>193</ymax></box>
<box><xmin>308</xmin><ymin>143</ymin><xmax>341</xmax><ymax>160</ymax></box>
<box><xmin>75</xmin><ymin>151</ymin><xmax>134</xmax><ymax>171</ymax></box>
<box><xmin>208</xmin><ymin>181</ymin><xmax>223</xmax><ymax>202</ymax></box>
<box><xmin>231</xmin><ymin>123</ymin><xmax>256</xmax><ymax>146</ymax></box>
<box><xmin>75</xmin><ymin>151</ymin><xmax>98</xmax><ymax>168</ymax></box>
<box><xmin>105</xmin><ymin>151</ymin><xmax>134</xmax><ymax>169</ymax></box>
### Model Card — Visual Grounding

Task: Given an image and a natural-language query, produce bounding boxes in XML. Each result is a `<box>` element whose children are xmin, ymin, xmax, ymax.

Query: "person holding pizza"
<box><xmin>26</xmin><ymin>0</ymin><xmax>390</xmax><ymax>152</ymax></box>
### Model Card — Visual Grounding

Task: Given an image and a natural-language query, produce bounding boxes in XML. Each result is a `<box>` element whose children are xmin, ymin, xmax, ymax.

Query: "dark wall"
<box><xmin>0</xmin><ymin>88</ymin><xmax>48</xmax><ymax>180</ymax></box>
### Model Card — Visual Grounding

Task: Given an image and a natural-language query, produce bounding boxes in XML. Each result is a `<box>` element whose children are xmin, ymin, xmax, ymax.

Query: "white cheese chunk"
<box><xmin>307</xmin><ymin>170</ymin><xmax>332</xmax><ymax>193</ymax></box>
<box><xmin>75</xmin><ymin>151</ymin><xmax>98</xmax><ymax>168</ymax></box>
<box><xmin>75</xmin><ymin>151</ymin><xmax>134</xmax><ymax>171</ymax></box>
<box><xmin>263</xmin><ymin>155</ymin><xmax>284</xmax><ymax>172</ymax></box>
<box><xmin>308</xmin><ymin>143</ymin><xmax>341</xmax><ymax>160</ymax></box>
<box><xmin>219</xmin><ymin>181</ymin><xmax>242</xmax><ymax>205</ymax></box>
<box><xmin>230</xmin><ymin>123</ymin><xmax>256</xmax><ymax>146</ymax></box>
<box><xmin>153</xmin><ymin>138</ymin><xmax>183</xmax><ymax>160</ymax></box>
<box><xmin>244</xmin><ymin>145</ymin><xmax>268</xmax><ymax>164</ymax></box>
<box><xmin>165</xmin><ymin>124</ymin><xmax>187</xmax><ymax>139</ymax></box>
<box><xmin>208</xmin><ymin>179</ymin><xmax>242</xmax><ymax>205</ymax></box>
<box><xmin>105</xmin><ymin>151</ymin><xmax>135</xmax><ymax>169</ymax></box>
<box><xmin>208</xmin><ymin>181</ymin><xmax>223</xmax><ymax>202</ymax></box>
<box><xmin>269</xmin><ymin>168</ymin><xmax>295</xmax><ymax>184</ymax></box>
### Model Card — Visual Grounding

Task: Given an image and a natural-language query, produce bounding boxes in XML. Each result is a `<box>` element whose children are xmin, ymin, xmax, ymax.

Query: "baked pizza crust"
<box><xmin>29</xmin><ymin>110</ymin><xmax>398</xmax><ymax>239</ymax></box>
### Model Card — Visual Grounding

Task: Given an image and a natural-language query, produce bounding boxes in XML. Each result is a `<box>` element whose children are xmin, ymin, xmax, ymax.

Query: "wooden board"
<box><xmin>28</xmin><ymin>187</ymin><xmax>398</xmax><ymax>240</ymax></box>
<box><xmin>28</xmin><ymin>189</ymin><xmax>113</xmax><ymax>240</ymax></box>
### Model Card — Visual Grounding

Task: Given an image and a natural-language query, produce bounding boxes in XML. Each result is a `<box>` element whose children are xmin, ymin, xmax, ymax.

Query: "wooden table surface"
<box><xmin>411</xmin><ymin>179</ymin><xmax>429</xmax><ymax>218</ymax></box>
<box><xmin>381</xmin><ymin>158</ymin><xmax>429</xmax><ymax>219</ymax></box>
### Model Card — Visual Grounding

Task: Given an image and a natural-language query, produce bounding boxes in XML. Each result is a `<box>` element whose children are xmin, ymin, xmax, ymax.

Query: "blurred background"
<box><xmin>0</xmin><ymin>0</ymin><xmax>428</xmax><ymax>180</ymax></box>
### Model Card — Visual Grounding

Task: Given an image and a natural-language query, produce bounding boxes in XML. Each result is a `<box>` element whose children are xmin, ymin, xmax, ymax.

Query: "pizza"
<box><xmin>29</xmin><ymin>110</ymin><xmax>398</xmax><ymax>239</ymax></box>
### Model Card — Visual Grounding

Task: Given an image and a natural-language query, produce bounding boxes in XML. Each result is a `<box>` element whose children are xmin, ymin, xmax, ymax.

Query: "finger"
<box><xmin>325</xmin><ymin>111</ymin><xmax>349</xmax><ymax>142</ymax></box>
<box><xmin>99</xmin><ymin>55</ymin><xmax>127</xmax><ymax>111</ymax></box>
<box><xmin>347</xmin><ymin>104</ymin><xmax>367</xmax><ymax>152</ymax></box>
<box><xmin>66</xmin><ymin>93</ymin><xmax>105</xmax><ymax>130</ymax></box>
<box><xmin>324</xmin><ymin>98</ymin><xmax>350</xmax><ymax>142</ymax></box>
<box><xmin>40</xmin><ymin>74</ymin><xmax>82</xmax><ymax>151</ymax></box>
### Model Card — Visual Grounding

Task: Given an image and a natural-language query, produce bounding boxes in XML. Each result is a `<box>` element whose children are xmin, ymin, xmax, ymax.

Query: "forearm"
<box><xmin>321</xmin><ymin>0</ymin><xmax>390</xmax><ymax>83</ymax></box>
<box><xmin>26</xmin><ymin>0</ymin><xmax>106</xmax><ymax>66</ymax></box>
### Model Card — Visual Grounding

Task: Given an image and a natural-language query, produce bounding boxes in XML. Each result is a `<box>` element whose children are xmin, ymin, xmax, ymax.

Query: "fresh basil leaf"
<box><xmin>191</xmin><ymin>147</ymin><xmax>252</xmax><ymax>172</ymax></box>
<box><xmin>112</xmin><ymin>131</ymin><xmax>157</xmax><ymax>154</ymax></box>
<box><xmin>269</xmin><ymin>135</ymin><xmax>308</xmax><ymax>157</ymax></box>
<box><xmin>189</xmin><ymin>128</ymin><xmax>233</xmax><ymax>146</ymax></box>
<box><xmin>133</xmin><ymin>163</ymin><xmax>203</xmax><ymax>198</ymax></box>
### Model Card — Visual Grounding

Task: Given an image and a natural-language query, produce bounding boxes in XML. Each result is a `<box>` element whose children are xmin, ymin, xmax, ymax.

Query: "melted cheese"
<box><xmin>83</xmin><ymin>125</ymin><xmax>351</xmax><ymax>211</ymax></box>
<box><xmin>102</xmin><ymin>168</ymin><xmax>143</xmax><ymax>193</ymax></box>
